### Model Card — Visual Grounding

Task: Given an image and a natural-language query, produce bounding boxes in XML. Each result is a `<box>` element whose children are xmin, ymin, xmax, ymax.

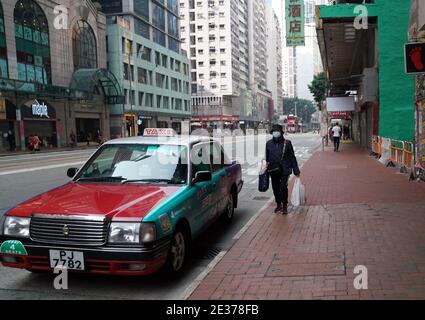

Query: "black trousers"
<box><xmin>270</xmin><ymin>172</ymin><xmax>290</xmax><ymax>205</ymax></box>
<box><xmin>333</xmin><ymin>137</ymin><xmax>341</xmax><ymax>151</ymax></box>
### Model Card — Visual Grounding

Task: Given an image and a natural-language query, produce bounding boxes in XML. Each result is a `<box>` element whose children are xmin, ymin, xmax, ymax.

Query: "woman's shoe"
<box><xmin>274</xmin><ymin>204</ymin><xmax>282</xmax><ymax>213</ymax></box>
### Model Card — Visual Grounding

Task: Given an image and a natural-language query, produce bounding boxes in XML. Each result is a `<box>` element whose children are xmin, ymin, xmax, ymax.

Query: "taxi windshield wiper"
<box><xmin>75</xmin><ymin>176</ymin><xmax>127</xmax><ymax>183</ymax></box>
<box><xmin>122</xmin><ymin>178</ymin><xmax>177</xmax><ymax>184</ymax></box>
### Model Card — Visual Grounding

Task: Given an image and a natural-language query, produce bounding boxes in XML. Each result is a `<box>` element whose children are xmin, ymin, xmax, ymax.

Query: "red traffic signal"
<box><xmin>405</xmin><ymin>42</ymin><xmax>425</xmax><ymax>74</ymax></box>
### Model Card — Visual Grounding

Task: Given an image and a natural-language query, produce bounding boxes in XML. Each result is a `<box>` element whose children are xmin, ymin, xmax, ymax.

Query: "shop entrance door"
<box><xmin>76</xmin><ymin>118</ymin><xmax>100</xmax><ymax>143</ymax></box>
<box><xmin>24</xmin><ymin>120</ymin><xmax>56</xmax><ymax>148</ymax></box>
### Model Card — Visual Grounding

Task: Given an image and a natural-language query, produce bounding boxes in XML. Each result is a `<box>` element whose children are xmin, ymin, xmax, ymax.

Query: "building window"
<box><xmin>152</xmin><ymin>3</ymin><xmax>165</xmax><ymax>31</ymax></box>
<box><xmin>153</xmin><ymin>29</ymin><xmax>166</xmax><ymax>46</ymax></box>
<box><xmin>168</xmin><ymin>13</ymin><xmax>179</xmax><ymax>38</ymax></box>
<box><xmin>139</xmin><ymin>46</ymin><xmax>151</xmax><ymax>62</ymax></box>
<box><xmin>14</xmin><ymin>0</ymin><xmax>51</xmax><ymax>84</ymax></box>
<box><xmin>145</xmin><ymin>93</ymin><xmax>153</xmax><ymax>108</ymax></box>
<box><xmin>138</xmin><ymin>67</ymin><xmax>148</xmax><ymax>84</ymax></box>
<box><xmin>72</xmin><ymin>20</ymin><xmax>98</xmax><ymax>70</ymax></box>
<box><xmin>171</xmin><ymin>77</ymin><xmax>178</xmax><ymax>91</ymax></box>
<box><xmin>163</xmin><ymin>96</ymin><xmax>169</xmax><ymax>109</ymax></box>
<box><xmin>135</xmin><ymin>18</ymin><xmax>150</xmax><ymax>39</ymax></box>
<box><xmin>156</xmin><ymin>73</ymin><xmax>165</xmax><ymax>88</ymax></box>
<box><xmin>167</xmin><ymin>0</ymin><xmax>179</xmax><ymax>14</ymax></box>
<box><xmin>0</xmin><ymin>3</ymin><xmax>8</xmax><ymax>78</ymax></box>
<box><xmin>134</xmin><ymin>0</ymin><xmax>149</xmax><ymax>21</ymax></box>
<box><xmin>162</xmin><ymin>54</ymin><xmax>168</xmax><ymax>67</ymax></box>
<box><xmin>168</xmin><ymin>36</ymin><xmax>180</xmax><ymax>53</ymax></box>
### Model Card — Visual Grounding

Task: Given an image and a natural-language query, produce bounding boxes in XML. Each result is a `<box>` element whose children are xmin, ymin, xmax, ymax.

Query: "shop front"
<box><xmin>20</xmin><ymin>99</ymin><xmax>59</xmax><ymax>149</ymax></box>
<box><xmin>0</xmin><ymin>98</ymin><xmax>17</xmax><ymax>152</ymax></box>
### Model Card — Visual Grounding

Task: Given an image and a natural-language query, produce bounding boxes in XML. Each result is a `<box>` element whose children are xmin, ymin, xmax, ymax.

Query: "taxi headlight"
<box><xmin>108</xmin><ymin>222</ymin><xmax>141</xmax><ymax>244</ymax></box>
<box><xmin>3</xmin><ymin>216</ymin><xmax>30</xmax><ymax>238</ymax></box>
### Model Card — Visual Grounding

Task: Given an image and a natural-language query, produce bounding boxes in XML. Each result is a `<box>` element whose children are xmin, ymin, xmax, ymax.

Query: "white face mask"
<box><xmin>272</xmin><ymin>131</ymin><xmax>281</xmax><ymax>139</ymax></box>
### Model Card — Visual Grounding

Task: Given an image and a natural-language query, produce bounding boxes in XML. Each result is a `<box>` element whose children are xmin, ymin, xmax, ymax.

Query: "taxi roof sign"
<box><xmin>143</xmin><ymin>128</ymin><xmax>177</xmax><ymax>137</ymax></box>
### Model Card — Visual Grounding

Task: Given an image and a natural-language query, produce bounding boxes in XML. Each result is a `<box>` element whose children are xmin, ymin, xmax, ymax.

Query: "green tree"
<box><xmin>282</xmin><ymin>98</ymin><xmax>317</xmax><ymax>123</ymax></box>
<box><xmin>308</xmin><ymin>72</ymin><xmax>327</xmax><ymax>109</ymax></box>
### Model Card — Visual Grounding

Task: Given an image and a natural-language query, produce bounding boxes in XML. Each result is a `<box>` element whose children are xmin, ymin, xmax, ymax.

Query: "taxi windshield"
<box><xmin>75</xmin><ymin>144</ymin><xmax>188</xmax><ymax>185</ymax></box>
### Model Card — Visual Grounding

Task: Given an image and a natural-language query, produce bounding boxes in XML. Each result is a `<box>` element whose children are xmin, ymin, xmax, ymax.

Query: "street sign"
<box><xmin>405</xmin><ymin>42</ymin><xmax>425</xmax><ymax>74</ymax></box>
<box><xmin>286</xmin><ymin>0</ymin><xmax>305</xmax><ymax>47</ymax></box>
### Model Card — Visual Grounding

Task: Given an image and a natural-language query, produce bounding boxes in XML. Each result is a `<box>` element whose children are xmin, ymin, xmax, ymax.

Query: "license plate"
<box><xmin>49</xmin><ymin>250</ymin><xmax>85</xmax><ymax>271</ymax></box>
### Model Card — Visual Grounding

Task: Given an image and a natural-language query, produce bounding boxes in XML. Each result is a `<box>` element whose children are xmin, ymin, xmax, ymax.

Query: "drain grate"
<box><xmin>252</xmin><ymin>196</ymin><xmax>271</xmax><ymax>201</ymax></box>
<box><xmin>193</xmin><ymin>246</ymin><xmax>222</xmax><ymax>260</ymax></box>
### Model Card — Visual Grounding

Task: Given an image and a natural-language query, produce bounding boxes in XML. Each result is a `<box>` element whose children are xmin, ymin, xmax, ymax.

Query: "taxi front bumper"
<box><xmin>0</xmin><ymin>237</ymin><xmax>170</xmax><ymax>276</ymax></box>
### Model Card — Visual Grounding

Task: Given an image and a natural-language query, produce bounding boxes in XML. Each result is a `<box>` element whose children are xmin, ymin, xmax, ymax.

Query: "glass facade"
<box><xmin>135</xmin><ymin>18</ymin><xmax>150</xmax><ymax>39</ymax></box>
<box><xmin>0</xmin><ymin>3</ymin><xmax>7</xmax><ymax>79</ymax></box>
<box><xmin>152</xmin><ymin>3</ymin><xmax>165</xmax><ymax>31</ymax></box>
<box><xmin>97</xmin><ymin>0</ymin><xmax>123</xmax><ymax>14</ymax></box>
<box><xmin>73</xmin><ymin>21</ymin><xmax>98</xmax><ymax>70</ymax></box>
<box><xmin>134</xmin><ymin>0</ymin><xmax>149</xmax><ymax>21</ymax></box>
<box><xmin>167</xmin><ymin>0</ymin><xmax>178</xmax><ymax>14</ymax></box>
<box><xmin>153</xmin><ymin>29</ymin><xmax>166</xmax><ymax>46</ymax></box>
<box><xmin>14</xmin><ymin>0</ymin><xmax>51</xmax><ymax>84</ymax></box>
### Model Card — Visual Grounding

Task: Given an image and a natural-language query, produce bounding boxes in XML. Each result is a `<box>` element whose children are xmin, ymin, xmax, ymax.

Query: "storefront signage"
<box><xmin>286</xmin><ymin>0</ymin><xmax>305</xmax><ymax>47</ymax></box>
<box><xmin>31</xmin><ymin>100</ymin><xmax>49</xmax><ymax>118</ymax></box>
<box><xmin>138</xmin><ymin>114</ymin><xmax>153</xmax><ymax>120</ymax></box>
<box><xmin>329</xmin><ymin>111</ymin><xmax>352</xmax><ymax>119</ymax></box>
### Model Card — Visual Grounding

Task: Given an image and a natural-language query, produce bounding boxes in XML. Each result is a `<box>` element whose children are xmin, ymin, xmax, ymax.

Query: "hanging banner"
<box><xmin>286</xmin><ymin>0</ymin><xmax>305</xmax><ymax>47</ymax></box>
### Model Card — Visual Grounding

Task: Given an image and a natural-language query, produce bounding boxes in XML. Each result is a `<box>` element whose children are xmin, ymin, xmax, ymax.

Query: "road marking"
<box><xmin>0</xmin><ymin>162</ymin><xmax>84</xmax><ymax>176</ymax></box>
<box><xmin>181</xmin><ymin>250</ymin><xmax>228</xmax><ymax>300</ymax></box>
<box><xmin>0</xmin><ymin>150</ymin><xmax>94</xmax><ymax>162</ymax></box>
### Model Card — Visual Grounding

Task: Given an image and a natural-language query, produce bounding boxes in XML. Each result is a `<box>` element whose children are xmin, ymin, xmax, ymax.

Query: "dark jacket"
<box><xmin>265</xmin><ymin>138</ymin><xmax>300</xmax><ymax>176</ymax></box>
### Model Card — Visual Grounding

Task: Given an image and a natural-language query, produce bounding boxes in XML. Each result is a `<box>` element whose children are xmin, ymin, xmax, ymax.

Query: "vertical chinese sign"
<box><xmin>286</xmin><ymin>0</ymin><xmax>305</xmax><ymax>47</ymax></box>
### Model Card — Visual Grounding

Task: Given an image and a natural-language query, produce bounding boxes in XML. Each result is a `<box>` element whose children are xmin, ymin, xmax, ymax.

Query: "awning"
<box><xmin>316</xmin><ymin>4</ymin><xmax>377</xmax><ymax>96</ymax></box>
<box><xmin>70</xmin><ymin>68</ymin><xmax>124</xmax><ymax>104</ymax></box>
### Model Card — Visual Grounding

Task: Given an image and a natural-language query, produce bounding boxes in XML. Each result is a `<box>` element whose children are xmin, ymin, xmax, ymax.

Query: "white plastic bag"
<box><xmin>291</xmin><ymin>178</ymin><xmax>306</xmax><ymax>207</ymax></box>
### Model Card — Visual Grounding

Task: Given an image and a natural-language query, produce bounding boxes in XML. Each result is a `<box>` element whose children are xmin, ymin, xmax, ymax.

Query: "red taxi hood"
<box><xmin>7</xmin><ymin>183</ymin><xmax>182</xmax><ymax>220</ymax></box>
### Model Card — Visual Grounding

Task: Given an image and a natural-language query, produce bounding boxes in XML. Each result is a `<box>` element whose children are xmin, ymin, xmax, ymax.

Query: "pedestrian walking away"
<box><xmin>332</xmin><ymin>122</ymin><xmax>342</xmax><ymax>152</ymax></box>
<box><xmin>264</xmin><ymin>124</ymin><xmax>300</xmax><ymax>214</ymax></box>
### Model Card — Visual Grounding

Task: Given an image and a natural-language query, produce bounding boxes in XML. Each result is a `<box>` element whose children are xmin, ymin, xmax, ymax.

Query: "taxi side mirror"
<box><xmin>67</xmin><ymin>168</ymin><xmax>78</xmax><ymax>178</ymax></box>
<box><xmin>192</xmin><ymin>171</ymin><xmax>212</xmax><ymax>184</ymax></box>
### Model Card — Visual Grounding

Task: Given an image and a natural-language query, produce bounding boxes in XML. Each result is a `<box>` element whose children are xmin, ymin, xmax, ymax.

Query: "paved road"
<box><xmin>0</xmin><ymin>133</ymin><xmax>321</xmax><ymax>299</ymax></box>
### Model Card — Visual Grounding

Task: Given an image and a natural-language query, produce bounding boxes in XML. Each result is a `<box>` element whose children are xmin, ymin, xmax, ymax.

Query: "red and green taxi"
<box><xmin>0</xmin><ymin>130</ymin><xmax>243</xmax><ymax>276</ymax></box>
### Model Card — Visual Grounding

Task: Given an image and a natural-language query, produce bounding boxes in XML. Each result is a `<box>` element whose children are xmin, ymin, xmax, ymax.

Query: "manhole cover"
<box><xmin>266</xmin><ymin>252</ymin><xmax>346</xmax><ymax>277</ymax></box>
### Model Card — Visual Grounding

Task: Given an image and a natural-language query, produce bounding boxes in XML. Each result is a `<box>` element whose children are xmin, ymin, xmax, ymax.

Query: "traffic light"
<box><xmin>405</xmin><ymin>42</ymin><xmax>425</xmax><ymax>74</ymax></box>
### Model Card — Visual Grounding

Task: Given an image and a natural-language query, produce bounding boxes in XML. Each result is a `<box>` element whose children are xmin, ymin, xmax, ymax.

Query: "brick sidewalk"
<box><xmin>189</xmin><ymin>144</ymin><xmax>425</xmax><ymax>300</ymax></box>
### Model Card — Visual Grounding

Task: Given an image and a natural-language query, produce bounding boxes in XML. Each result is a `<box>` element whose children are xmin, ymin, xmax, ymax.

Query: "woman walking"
<box><xmin>264</xmin><ymin>124</ymin><xmax>300</xmax><ymax>214</ymax></box>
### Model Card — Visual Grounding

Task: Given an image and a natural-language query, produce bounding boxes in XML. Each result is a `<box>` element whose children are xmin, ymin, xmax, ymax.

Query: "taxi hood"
<box><xmin>7</xmin><ymin>183</ymin><xmax>183</xmax><ymax>220</ymax></box>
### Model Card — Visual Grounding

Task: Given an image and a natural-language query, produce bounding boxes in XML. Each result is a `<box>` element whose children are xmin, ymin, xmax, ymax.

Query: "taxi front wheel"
<box><xmin>165</xmin><ymin>226</ymin><xmax>189</xmax><ymax>274</ymax></box>
<box><xmin>221</xmin><ymin>192</ymin><xmax>235</xmax><ymax>223</ymax></box>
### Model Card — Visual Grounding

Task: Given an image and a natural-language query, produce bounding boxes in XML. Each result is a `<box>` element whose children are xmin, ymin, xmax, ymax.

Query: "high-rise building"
<box><xmin>97</xmin><ymin>0</ymin><xmax>192</xmax><ymax>136</ymax></box>
<box><xmin>248</xmin><ymin>0</ymin><xmax>273</xmax><ymax>125</ymax></box>
<box><xmin>180</xmin><ymin>0</ymin><xmax>274</xmax><ymax>129</ymax></box>
<box><xmin>180</xmin><ymin>0</ymin><xmax>243</xmax><ymax>126</ymax></box>
<box><xmin>265</xmin><ymin>2</ymin><xmax>283</xmax><ymax>118</ymax></box>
